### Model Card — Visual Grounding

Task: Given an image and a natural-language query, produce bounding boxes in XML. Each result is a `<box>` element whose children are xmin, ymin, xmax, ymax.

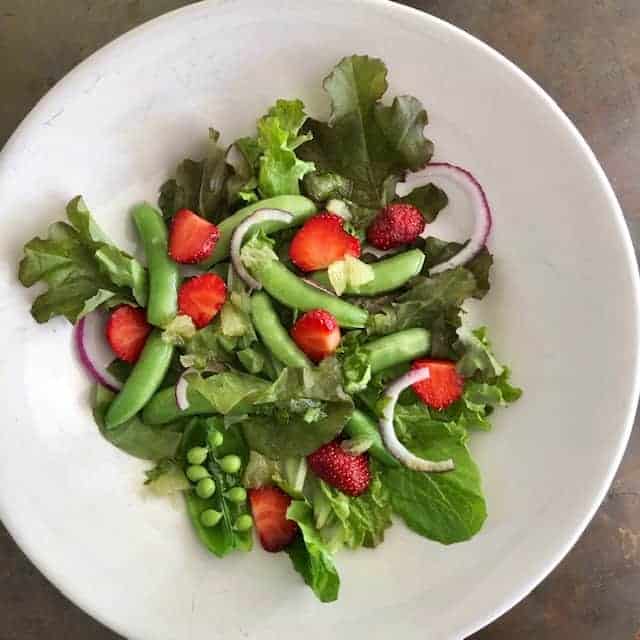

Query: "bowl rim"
<box><xmin>1</xmin><ymin>0</ymin><xmax>639</xmax><ymax>638</ymax></box>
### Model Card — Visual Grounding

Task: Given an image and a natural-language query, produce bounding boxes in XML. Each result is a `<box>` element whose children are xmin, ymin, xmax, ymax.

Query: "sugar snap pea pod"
<box><xmin>365</xmin><ymin>328</ymin><xmax>431</xmax><ymax>374</ymax></box>
<box><xmin>201</xmin><ymin>195</ymin><xmax>317</xmax><ymax>267</ymax></box>
<box><xmin>311</xmin><ymin>249</ymin><xmax>425</xmax><ymax>296</ymax></box>
<box><xmin>250</xmin><ymin>292</ymin><xmax>311</xmax><ymax>368</ymax></box>
<box><xmin>344</xmin><ymin>409</ymin><xmax>399</xmax><ymax>467</ymax></box>
<box><xmin>104</xmin><ymin>330</ymin><xmax>174</xmax><ymax>429</ymax></box>
<box><xmin>142</xmin><ymin>385</ymin><xmax>217</xmax><ymax>425</ymax></box>
<box><xmin>251</xmin><ymin>260</ymin><xmax>368</xmax><ymax>328</ymax></box>
<box><xmin>132</xmin><ymin>204</ymin><xmax>179</xmax><ymax>327</ymax></box>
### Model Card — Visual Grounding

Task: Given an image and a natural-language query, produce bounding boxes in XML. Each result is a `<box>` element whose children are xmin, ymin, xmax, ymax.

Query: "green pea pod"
<box><xmin>252</xmin><ymin>260</ymin><xmax>368</xmax><ymax>328</ymax></box>
<box><xmin>311</xmin><ymin>249</ymin><xmax>425</xmax><ymax>296</ymax></box>
<box><xmin>250</xmin><ymin>291</ymin><xmax>311</xmax><ymax>368</ymax></box>
<box><xmin>142</xmin><ymin>386</ymin><xmax>217</xmax><ymax>425</ymax></box>
<box><xmin>104</xmin><ymin>330</ymin><xmax>174</xmax><ymax>429</ymax></box>
<box><xmin>366</xmin><ymin>328</ymin><xmax>431</xmax><ymax>374</ymax></box>
<box><xmin>344</xmin><ymin>409</ymin><xmax>399</xmax><ymax>467</ymax></box>
<box><xmin>201</xmin><ymin>195</ymin><xmax>317</xmax><ymax>267</ymax></box>
<box><xmin>133</xmin><ymin>203</ymin><xmax>179</xmax><ymax>327</ymax></box>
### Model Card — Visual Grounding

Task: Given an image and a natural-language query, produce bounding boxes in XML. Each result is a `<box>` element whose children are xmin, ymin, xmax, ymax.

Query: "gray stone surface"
<box><xmin>1</xmin><ymin>1</ymin><xmax>639</xmax><ymax>638</ymax></box>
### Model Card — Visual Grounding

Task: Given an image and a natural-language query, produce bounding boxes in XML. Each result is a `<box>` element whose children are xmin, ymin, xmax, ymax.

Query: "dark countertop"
<box><xmin>1</xmin><ymin>1</ymin><xmax>639</xmax><ymax>638</ymax></box>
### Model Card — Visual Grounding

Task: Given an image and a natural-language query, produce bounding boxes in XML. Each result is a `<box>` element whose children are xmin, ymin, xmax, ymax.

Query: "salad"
<box><xmin>18</xmin><ymin>55</ymin><xmax>521</xmax><ymax>602</ymax></box>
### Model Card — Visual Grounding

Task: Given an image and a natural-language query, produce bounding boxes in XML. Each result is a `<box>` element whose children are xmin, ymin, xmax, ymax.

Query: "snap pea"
<box><xmin>104</xmin><ymin>330</ymin><xmax>174</xmax><ymax>429</ymax></box>
<box><xmin>133</xmin><ymin>204</ymin><xmax>180</xmax><ymax>327</ymax></box>
<box><xmin>365</xmin><ymin>328</ymin><xmax>431</xmax><ymax>374</ymax></box>
<box><xmin>250</xmin><ymin>291</ymin><xmax>311</xmax><ymax>368</ymax></box>
<box><xmin>311</xmin><ymin>249</ymin><xmax>425</xmax><ymax>296</ymax></box>
<box><xmin>141</xmin><ymin>386</ymin><xmax>217</xmax><ymax>425</ymax></box>
<box><xmin>344</xmin><ymin>409</ymin><xmax>399</xmax><ymax>467</ymax></box>
<box><xmin>201</xmin><ymin>195</ymin><xmax>317</xmax><ymax>267</ymax></box>
<box><xmin>252</xmin><ymin>260</ymin><xmax>368</xmax><ymax>328</ymax></box>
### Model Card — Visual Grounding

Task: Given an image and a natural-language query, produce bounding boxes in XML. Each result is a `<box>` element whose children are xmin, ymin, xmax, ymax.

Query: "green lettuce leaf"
<box><xmin>158</xmin><ymin>128</ymin><xmax>231</xmax><ymax>222</ymax></box>
<box><xmin>398</xmin><ymin>183</ymin><xmax>448</xmax><ymax>223</ymax></box>
<box><xmin>299</xmin><ymin>55</ymin><xmax>434</xmax><ymax>230</ymax></box>
<box><xmin>242</xmin><ymin>451</ymin><xmax>308</xmax><ymax>498</ymax></box>
<box><xmin>286</xmin><ymin>501</ymin><xmax>340</xmax><ymax>603</ymax></box>
<box><xmin>93</xmin><ymin>385</ymin><xmax>184</xmax><ymax>460</ymax></box>
<box><xmin>454</xmin><ymin>326</ymin><xmax>505</xmax><ymax>380</ymax></box>
<box><xmin>19</xmin><ymin>196</ymin><xmax>147</xmax><ymax>323</ymax></box>
<box><xmin>382</xmin><ymin>405</ymin><xmax>487</xmax><ymax>544</ymax></box>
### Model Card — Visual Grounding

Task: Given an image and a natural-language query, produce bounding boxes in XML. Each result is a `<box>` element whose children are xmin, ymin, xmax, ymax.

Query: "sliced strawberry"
<box><xmin>169</xmin><ymin>209</ymin><xmax>220</xmax><ymax>264</ymax></box>
<box><xmin>290</xmin><ymin>309</ymin><xmax>340</xmax><ymax>362</ymax></box>
<box><xmin>105</xmin><ymin>306</ymin><xmax>152</xmax><ymax>363</ymax></box>
<box><xmin>307</xmin><ymin>440</ymin><xmax>371</xmax><ymax>497</ymax></box>
<box><xmin>411</xmin><ymin>359</ymin><xmax>464</xmax><ymax>409</ymax></box>
<box><xmin>248</xmin><ymin>486</ymin><xmax>298</xmax><ymax>552</ymax></box>
<box><xmin>178</xmin><ymin>273</ymin><xmax>227</xmax><ymax>328</ymax></box>
<box><xmin>289</xmin><ymin>212</ymin><xmax>360</xmax><ymax>272</ymax></box>
<box><xmin>366</xmin><ymin>203</ymin><xmax>425</xmax><ymax>250</ymax></box>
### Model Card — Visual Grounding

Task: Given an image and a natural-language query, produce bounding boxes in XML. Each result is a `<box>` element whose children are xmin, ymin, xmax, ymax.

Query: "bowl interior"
<box><xmin>0</xmin><ymin>2</ymin><xmax>638</xmax><ymax>639</ymax></box>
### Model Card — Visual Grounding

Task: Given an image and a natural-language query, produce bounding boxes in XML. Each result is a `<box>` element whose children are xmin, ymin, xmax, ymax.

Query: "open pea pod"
<box><xmin>180</xmin><ymin>418</ymin><xmax>253</xmax><ymax>557</ymax></box>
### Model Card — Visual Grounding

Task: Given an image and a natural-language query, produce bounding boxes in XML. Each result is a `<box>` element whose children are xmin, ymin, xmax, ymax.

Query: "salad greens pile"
<box><xmin>18</xmin><ymin>55</ymin><xmax>520</xmax><ymax>603</ymax></box>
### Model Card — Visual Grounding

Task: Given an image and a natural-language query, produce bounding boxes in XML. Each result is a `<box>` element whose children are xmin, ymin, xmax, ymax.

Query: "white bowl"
<box><xmin>1</xmin><ymin>1</ymin><xmax>638</xmax><ymax>638</ymax></box>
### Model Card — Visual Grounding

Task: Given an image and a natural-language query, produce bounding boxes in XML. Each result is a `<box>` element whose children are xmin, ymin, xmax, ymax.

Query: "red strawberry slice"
<box><xmin>307</xmin><ymin>440</ymin><xmax>371</xmax><ymax>497</ymax></box>
<box><xmin>248</xmin><ymin>486</ymin><xmax>298</xmax><ymax>552</ymax></box>
<box><xmin>169</xmin><ymin>209</ymin><xmax>220</xmax><ymax>264</ymax></box>
<box><xmin>411</xmin><ymin>359</ymin><xmax>464</xmax><ymax>409</ymax></box>
<box><xmin>290</xmin><ymin>309</ymin><xmax>340</xmax><ymax>362</ymax></box>
<box><xmin>106</xmin><ymin>306</ymin><xmax>152</xmax><ymax>363</ymax></box>
<box><xmin>289</xmin><ymin>212</ymin><xmax>360</xmax><ymax>272</ymax></box>
<box><xmin>366</xmin><ymin>203</ymin><xmax>425</xmax><ymax>250</ymax></box>
<box><xmin>178</xmin><ymin>273</ymin><xmax>227</xmax><ymax>328</ymax></box>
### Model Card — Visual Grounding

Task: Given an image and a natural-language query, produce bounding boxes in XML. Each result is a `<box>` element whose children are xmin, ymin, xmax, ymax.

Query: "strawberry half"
<box><xmin>366</xmin><ymin>203</ymin><xmax>425</xmax><ymax>250</ymax></box>
<box><xmin>290</xmin><ymin>309</ymin><xmax>340</xmax><ymax>362</ymax></box>
<box><xmin>289</xmin><ymin>212</ymin><xmax>360</xmax><ymax>272</ymax></box>
<box><xmin>178</xmin><ymin>273</ymin><xmax>227</xmax><ymax>328</ymax></box>
<box><xmin>169</xmin><ymin>209</ymin><xmax>220</xmax><ymax>264</ymax></box>
<box><xmin>248</xmin><ymin>486</ymin><xmax>298</xmax><ymax>552</ymax></box>
<box><xmin>411</xmin><ymin>359</ymin><xmax>464</xmax><ymax>409</ymax></box>
<box><xmin>307</xmin><ymin>440</ymin><xmax>371</xmax><ymax>496</ymax></box>
<box><xmin>106</xmin><ymin>305</ymin><xmax>152</xmax><ymax>363</ymax></box>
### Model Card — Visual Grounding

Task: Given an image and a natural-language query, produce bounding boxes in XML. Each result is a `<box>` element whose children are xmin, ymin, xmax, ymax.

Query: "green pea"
<box><xmin>250</xmin><ymin>260</ymin><xmax>368</xmax><ymax>328</ymax></box>
<box><xmin>311</xmin><ymin>249</ymin><xmax>425</xmax><ymax>296</ymax></box>
<box><xmin>208</xmin><ymin>430</ymin><xmax>224</xmax><ymax>449</ymax></box>
<box><xmin>104</xmin><ymin>331</ymin><xmax>174</xmax><ymax>429</ymax></box>
<box><xmin>187</xmin><ymin>447</ymin><xmax>209</xmax><ymax>465</ymax></box>
<box><xmin>250</xmin><ymin>292</ymin><xmax>311</xmax><ymax>368</ymax></box>
<box><xmin>365</xmin><ymin>328</ymin><xmax>431</xmax><ymax>374</ymax></box>
<box><xmin>234</xmin><ymin>514</ymin><xmax>253</xmax><ymax>532</ymax></box>
<box><xmin>132</xmin><ymin>203</ymin><xmax>179</xmax><ymax>328</ymax></box>
<box><xmin>186</xmin><ymin>465</ymin><xmax>210</xmax><ymax>482</ymax></box>
<box><xmin>219</xmin><ymin>455</ymin><xmax>242</xmax><ymax>474</ymax></box>
<box><xmin>195</xmin><ymin>477</ymin><xmax>216</xmax><ymax>499</ymax></box>
<box><xmin>225</xmin><ymin>487</ymin><xmax>247</xmax><ymax>503</ymax></box>
<box><xmin>200</xmin><ymin>509</ymin><xmax>222</xmax><ymax>528</ymax></box>
<box><xmin>201</xmin><ymin>195</ymin><xmax>317</xmax><ymax>266</ymax></box>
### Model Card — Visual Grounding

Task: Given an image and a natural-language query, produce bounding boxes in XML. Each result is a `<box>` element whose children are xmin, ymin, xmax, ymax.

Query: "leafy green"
<box><xmin>18</xmin><ymin>196</ymin><xmax>147</xmax><ymax>323</ymax></box>
<box><xmin>242</xmin><ymin>451</ymin><xmax>308</xmax><ymax>498</ymax></box>
<box><xmin>299</xmin><ymin>55</ymin><xmax>434</xmax><ymax>233</ymax></box>
<box><xmin>454</xmin><ymin>326</ymin><xmax>504</xmax><ymax>379</ymax></box>
<box><xmin>144</xmin><ymin>459</ymin><xmax>190</xmax><ymax>496</ymax></box>
<box><xmin>188</xmin><ymin>371</ymin><xmax>272</xmax><ymax>414</ymax></box>
<box><xmin>161</xmin><ymin>314</ymin><xmax>196</xmax><ymax>346</ymax></box>
<box><xmin>421</xmin><ymin>237</ymin><xmax>493</xmax><ymax>299</ymax></box>
<box><xmin>398</xmin><ymin>183</ymin><xmax>448</xmax><ymax>223</ymax></box>
<box><xmin>180</xmin><ymin>418</ymin><xmax>252</xmax><ymax>557</ymax></box>
<box><xmin>286</xmin><ymin>501</ymin><xmax>340</xmax><ymax>603</ymax></box>
<box><xmin>93</xmin><ymin>385</ymin><xmax>184</xmax><ymax>460</ymax></box>
<box><xmin>382</xmin><ymin>405</ymin><xmax>487</xmax><ymax>544</ymax></box>
<box><xmin>366</xmin><ymin>268</ymin><xmax>476</xmax><ymax>341</ymax></box>
<box><xmin>158</xmin><ymin>128</ymin><xmax>230</xmax><ymax>222</ymax></box>
<box><xmin>307</xmin><ymin>470</ymin><xmax>392</xmax><ymax>551</ymax></box>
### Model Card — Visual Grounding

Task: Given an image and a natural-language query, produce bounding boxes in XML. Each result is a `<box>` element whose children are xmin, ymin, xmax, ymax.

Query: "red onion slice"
<box><xmin>402</xmin><ymin>162</ymin><xmax>492</xmax><ymax>274</ymax></box>
<box><xmin>175</xmin><ymin>367</ymin><xmax>197</xmax><ymax>410</ymax></box>
<box><xmin>75</xmin><ymin>312</ymin><xmax>121</xmax><ymax>392</ymax></box>
<box><xmin>230</xmin><ymin>208</ymin><xmax>293</xmax><ymax>290</ymax></box>
<box><xmin>380</xmin><ymin>368</ymin><xmax>455</xmax><ymax>472</ymax></box>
